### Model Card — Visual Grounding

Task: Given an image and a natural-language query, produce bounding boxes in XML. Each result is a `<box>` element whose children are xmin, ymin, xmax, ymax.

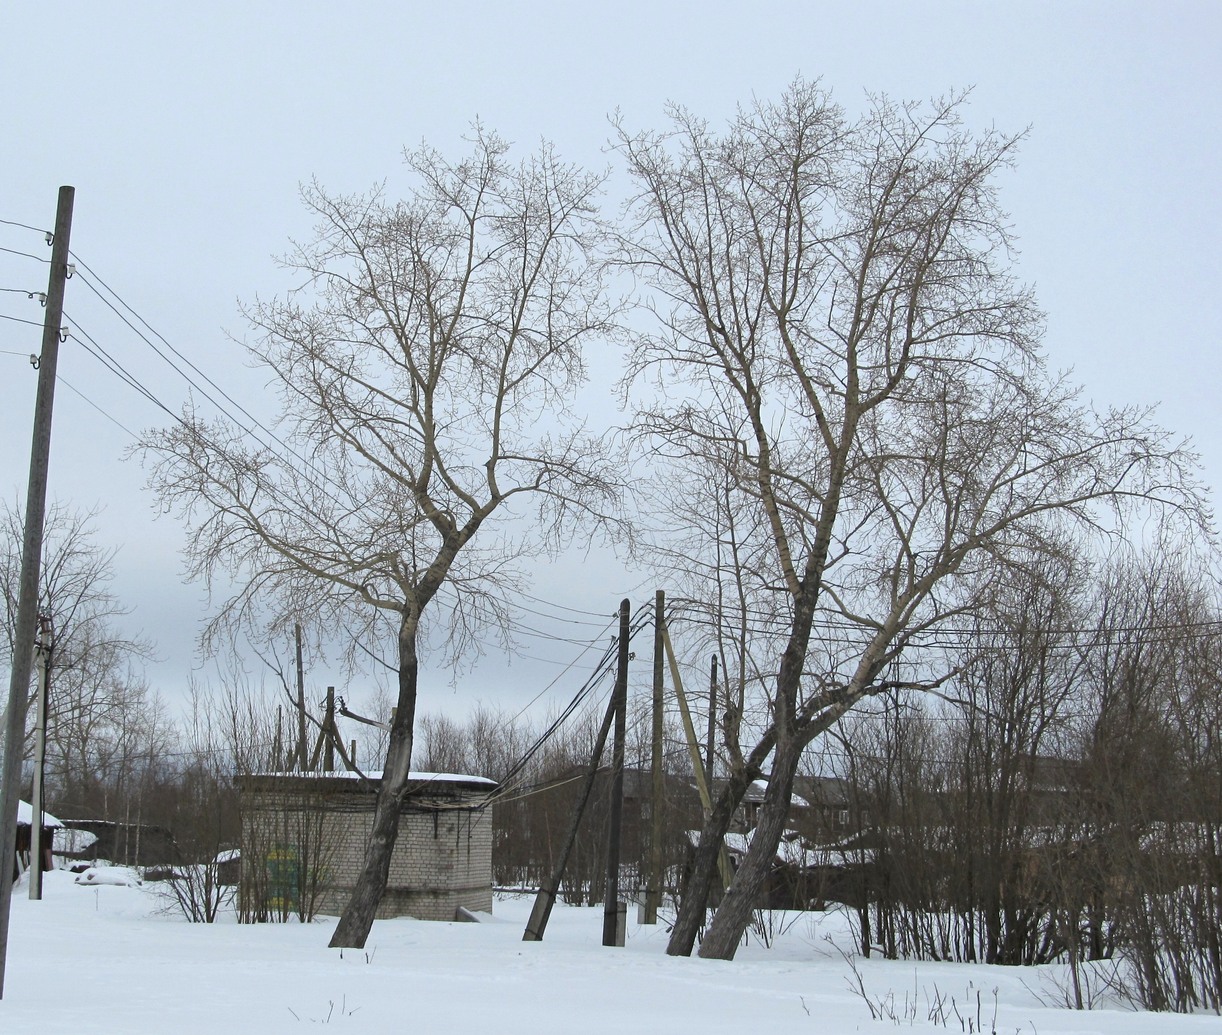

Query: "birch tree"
<box><xmin>615</xmin><ymin>81</ymin><xmax>1206</xmax><ymax>959</ymax></box>
<box><xmin>142</xmin><ymin>129</ymin><xmax>620</xmax><ymax>948</ymax></box>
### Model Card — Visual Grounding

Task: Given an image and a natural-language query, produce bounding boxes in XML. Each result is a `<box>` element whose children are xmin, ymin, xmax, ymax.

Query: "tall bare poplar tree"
<box><xmin>615</xmin><ymin>81</ymin><xmax>1205</xmax><ymax>959</ymax></box>
<box><xmin>142</xmin><ymin>130</ymin><xmax>620</xmax><ymax>947</ymax></box>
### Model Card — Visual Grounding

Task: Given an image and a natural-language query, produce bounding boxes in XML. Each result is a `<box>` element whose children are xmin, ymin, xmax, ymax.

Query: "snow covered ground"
<box><xmin>1</xmin><ymin>870</ymin><xmax>1218</xmax><ymax>1033</ymax></box>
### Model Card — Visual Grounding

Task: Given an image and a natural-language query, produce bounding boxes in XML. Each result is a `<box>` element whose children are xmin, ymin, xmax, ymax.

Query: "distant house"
<box><xmin>690</xmin><ymin>775</ymin><xmax>878</xmax><ymax>909</ymax></box>
<box><xmin>792</xmin><ymin>775</ymin><xmax>863</xmax><ymax>840</ymax></box>
<box><xmin>615</xmin><ymin>766</ymin><xmax>702</xmax><ymax>863</ymax></box>
<box><xmin>237</xmin><ymin>771</ymin><xmax>495</xmax><ymax>922</ymax></box>
<box><xmin>715</xmin><ymin>775</ymin><xmax>845</xmax><ymax>836</ymax></box>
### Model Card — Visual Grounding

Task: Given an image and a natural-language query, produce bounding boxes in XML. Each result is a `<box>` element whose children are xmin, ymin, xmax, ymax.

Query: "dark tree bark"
<box><xmin>328</xmin><ymin>617</ymin><xmax>420</xmax><ymax>948</ymax></box>
<box><xmin>666</xmin><ymin>763</ymin><xmax>757</xmax><ymax>955</ymax></box>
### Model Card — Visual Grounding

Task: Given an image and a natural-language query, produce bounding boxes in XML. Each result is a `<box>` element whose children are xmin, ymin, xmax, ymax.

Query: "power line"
<box><xmin>0</xmin><ymin>218</ymin><xmax>47</xmax><ymax>235</ymax></box>
<box><xmin>65</xmin><ymin>313</ymin><xmax>179</xmax><ymax>420</ymax></box>
<box><xmin>518</xmin><ymin>590</ymin><xmax>617</xmax><ymax>622</ymax></box>
<box><xmin>499</xmin><ymin>611</ymin><xmax>620</xmax><ymax>726</ymax></box>
<box><xmin>56</xmin><ymin>376</ymin><xmax>137</xmax><ymax>438</ymax></box>
<box><xmin>490</xmin><ymin>602</ymin><xmax>653</xmax><ymax>803</ymax></box>
<box><xmin>55</xmin><ymin>269</ymin><xmax>370</xmax><ymax>538</ymax></box>
<box><xmin>0</xmin><ymin>313</ymin><xmax>43</xmax><ymax>329</ymax></box>
<box><xmin>666</xmin><ymin>597</ymin><xmax>1222</xmax><ymax>651</ymax></box>
<box><xmin>0</xmin><ymin>247</ymin><xmax>47</xmax><ymax>263</ymax></box>
<box><xmin>66</xmin><ymin>258</ymin><xmax>359</xmax><ymax>518</ymax></box>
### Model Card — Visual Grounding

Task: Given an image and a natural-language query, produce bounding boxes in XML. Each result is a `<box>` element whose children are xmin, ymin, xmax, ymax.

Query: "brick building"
<box><xmin>237</xmin><ymin>771</ymin><xmax>494</xmax><ymax>922</ymax></box>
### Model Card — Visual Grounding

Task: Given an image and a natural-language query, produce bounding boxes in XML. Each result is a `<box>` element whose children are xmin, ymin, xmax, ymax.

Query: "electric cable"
<box><xmin>0</xmin><ymin>313</ymin><xmax>44</xmax><ymax>329</ymax></box>
<box><xmin>66</xmin><ymin>259</ymin><xmax>378</xmax><ymax>521</ymax></box>
<box><xmin>488</xmin><ymin>602</ymin><xmax>653</xmax><ymax>803</ymax></box>
<box><xmin>66</xmin><ymin>313</ymin><xmax>179</xmax><ymax>420</ymax></box>
<box><xmin>0</xmin><ymin>218</ymin><xmax>47</xmax><ymax>235</ymax></box>
<box><xmin>56</xmin><ymin>375</ymin><xmax>138</xmax><ymax>437</ymax></box>
<box><xmin>0</xmin><ymin>246</ymin><xmax>48</xmax><ymax>263</ymax></box>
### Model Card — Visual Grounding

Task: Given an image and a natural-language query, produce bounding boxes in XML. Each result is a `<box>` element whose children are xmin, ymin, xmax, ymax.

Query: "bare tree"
<box><xmin>615</xmin><ymin>81</ymin><xmax>1206</xmax><ymax>959</ymax></box>
<box><xmin>46</xmin><ymin>665</ymin><xmax>171</xmax><ymax>821</ymax></box>
<box><xmin>1068</xmin><ymin>553</ymin><xmax>1222</xmax><ymax>1012</ymax></box>
<box><xmin>0</xmin><ymin>499</ymin><xmax>153</xmax><ymax>759</ymax></box>
<box><xmin>0</xmin><ymin>499</ymin><xmax>159</xmax><ymax>836</ymax></box>
<box><xmin>141</xmin><ymin>129</ymin><xmax>621</xmax><ymax>947</ymax></box>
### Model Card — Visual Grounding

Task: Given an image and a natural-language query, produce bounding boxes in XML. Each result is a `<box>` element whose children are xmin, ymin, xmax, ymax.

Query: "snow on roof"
<box><xmin>744</xmin><ymin>778</ymin><xmax>810</xmax><ymax>806</ymax></box>
<box><xmin>17</xmin><ymin>800</ymin><xmax>62</xmax><ymax>828</ymax></box>
<box><xmin>54</xmin><ymin>827</ymin><xmax>97</xmax><ymax>853</ymax></box>
<box><xmin>685</xmin><ymin>829</ymin><xmax>838</xmax><ymax>868</ymax></box>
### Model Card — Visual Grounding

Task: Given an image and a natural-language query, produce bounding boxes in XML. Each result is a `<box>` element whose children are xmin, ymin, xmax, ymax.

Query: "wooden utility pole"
<box><xmin>27</xmin><ymin>616</ymin><xmax>52</xmax><ymax>901</ymax></box>
<box><xmin>324</xmin><ymin>688</ymin><xmax>336</xmax><ymax>773</ymax></box>
<box><xmin>643</xmin><ymin>590</ymin><xmax>665</xmax><ymax>924</ymax></box>
<box><xmin>0</xmin><ymin>186</ymin><xmax>75</xmax><ymax>999</ymax></box>
<box><xmin>294</xmin><ymin>623</ymin><xmax>307</xmax><ymax>770</ymax></box>
<box><xmin>601</xmin><ymin>598</ymin><xmax>630</xmax><ymax>948</ymax></box>
<box><xmin>705</xmin><ymin>654</ymin><xmax>718</xmax><ymax>788</ymax></box>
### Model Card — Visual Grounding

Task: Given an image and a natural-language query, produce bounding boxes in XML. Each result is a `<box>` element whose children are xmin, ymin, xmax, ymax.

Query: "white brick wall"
<box><xmin>239</xmin><ymin>775</ymin><xmax>494</xmax><ymax>922</ymax></box>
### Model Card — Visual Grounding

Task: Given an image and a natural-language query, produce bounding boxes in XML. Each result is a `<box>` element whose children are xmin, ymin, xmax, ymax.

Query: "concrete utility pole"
<box><xmin>0</xmin><ymin>186</ymin><xmax>75</xmax><ymax>999</ymax></box>
<box><xmin>601</xmin><ymin>598</ymin><xmax>630</xmax><ymax>948</ymax></box>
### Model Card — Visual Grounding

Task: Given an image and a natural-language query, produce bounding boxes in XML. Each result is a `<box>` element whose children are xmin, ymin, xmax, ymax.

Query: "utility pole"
<box><xmin>294</xmin><ymin>623</ymin><xmax>307</xmax><ymax>770</ymax></box>
<box><xmin>324</xmin><ymin>688</ymin><xmax>336</xmax><ymax>773</ymax></box>
<box><xmin>0</xmin><ymin>185</ymin><xmax>75</xmax><ymax>999</ymax></box>
<box><xmin>27</xmin><ymin>615</ymin><xmax>52</xmax><ymax>901</ymax></box>
<box><xmin>705</xmin><ymin>654</ymin><xmax>718</xmax><ymax>789</ymax></box>
<box><xmin>643</xmin><ymin>590</ymin><xmax>664</xmax><ymax>924</ymax></box>
<box><xmin>602</xmin><ymin>598</ymin><xmax>629</xmax><ymax>948</ymax></box>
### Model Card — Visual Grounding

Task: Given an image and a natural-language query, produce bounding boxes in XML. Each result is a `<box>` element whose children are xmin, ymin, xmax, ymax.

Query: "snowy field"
<box><xmin>1</xmin><ymin>870</ymin><xmax>1218</xmax><ymax>1034</ymax></box>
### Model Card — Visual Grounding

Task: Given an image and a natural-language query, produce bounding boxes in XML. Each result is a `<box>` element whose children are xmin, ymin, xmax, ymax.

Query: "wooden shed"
<box><xmin>236</xmin><ymin>771</ymin><xmax>494</xmax><ymax>922</ymax></box>
<box><xmin>13</xmin><ymin>800</ymin><xmax>61</xmax><ymax>882</ymax></box>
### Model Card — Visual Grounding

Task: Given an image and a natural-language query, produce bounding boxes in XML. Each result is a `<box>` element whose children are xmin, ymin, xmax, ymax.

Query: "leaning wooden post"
<box><xmin>522</xmin><ymin>688</ymin><xmax>619</xmax><ymax>942</ymax></box>
<box><xmin>662</xmin><ymin>623</ymin><xmax>735</xmax><ymax>892</ymax></box>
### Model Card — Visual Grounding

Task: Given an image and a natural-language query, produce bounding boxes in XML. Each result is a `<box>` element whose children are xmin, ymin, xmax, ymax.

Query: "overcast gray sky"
<box><xmin>2</xmin><ymin>2</ymin><xmax>1220</xmax><ymax>724</ymax></box>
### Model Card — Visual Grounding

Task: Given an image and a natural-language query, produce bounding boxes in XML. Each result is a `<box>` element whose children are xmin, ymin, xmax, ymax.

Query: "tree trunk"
<box><xmin>666</xmin><ymin>777</ymin><xmax>742</xmax><ymax>955</ymax></box>
<box><xmin>328</xmin><ymin>613</ymin><xmax>420</xmax><ymax>949</ymax></box>
<box><xmin>697</xmin><ymin>738</ymin><xmax>801</xmax><ymax>960</ymax></box>
<box><xmin>667</xmin><ymin>710</ymin><xmax>783</xmax><ymax>956</ymax></box>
